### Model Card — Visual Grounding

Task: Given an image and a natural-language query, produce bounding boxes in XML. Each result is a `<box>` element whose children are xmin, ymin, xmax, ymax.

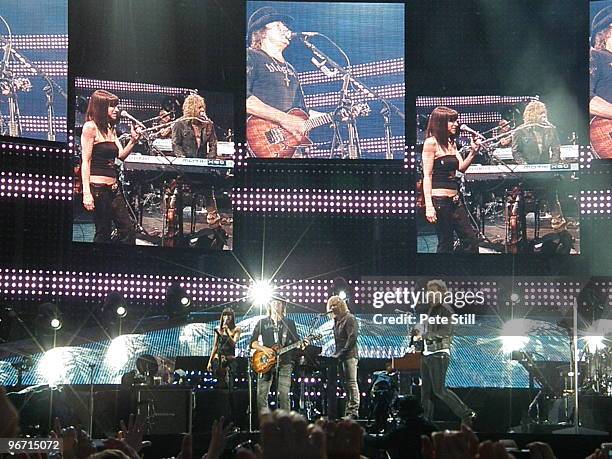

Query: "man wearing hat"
<box><xmin>246</xmin><ymin>6</ymin><xmax>308</xmax><ymax>142</ymax></box>
<box><xmin>590</xmin><ymin>6</ymin><xmax>612</xmax><ymax>157</ymax></box>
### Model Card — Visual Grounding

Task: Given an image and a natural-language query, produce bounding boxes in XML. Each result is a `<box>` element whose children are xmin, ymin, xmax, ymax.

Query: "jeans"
<box><xmin>90</xmin><ymin>183</ymin><xmax>135</xmax><ymax>244</ymax></box>
<box><xmin>341</xmin><ymin>357</ymin><xmax>360</xmax><ymax>418</ymax></box>
<box><xmin>421</xmin><ymin>353</ymin><xmax>472</xmax><ymax>421</ymax></box>
<box><xmin>257</xmin><ymin>363</ymin><xmax>292</xmax><ymax>413</ymax></box>
<box><xmin>432</xmin><ymin>195</ymin><xmax>478</xmax><ymax>253</ymax></box>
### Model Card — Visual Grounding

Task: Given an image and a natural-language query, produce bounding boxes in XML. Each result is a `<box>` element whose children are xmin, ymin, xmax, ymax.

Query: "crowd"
<box><xmin>1</xmin><ymin>387</ymin><xmax>609</xmax><ymax>459</ymax></box>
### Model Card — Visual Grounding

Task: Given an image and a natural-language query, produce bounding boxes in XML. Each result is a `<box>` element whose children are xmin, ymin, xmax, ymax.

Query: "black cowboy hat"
<box><xmin>592</xmin><ymin>6</ymin><xmax>612</xmax><ymax>41</ymax></box>
<box><xmin>247</xmin><ymin>6</ymin><xmax>294</xmax><ymax>39</ymax></box>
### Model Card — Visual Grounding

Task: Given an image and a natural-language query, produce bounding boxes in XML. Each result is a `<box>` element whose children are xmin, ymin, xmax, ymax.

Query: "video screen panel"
<box><xmin>415</xmin><ymin>96</ymin><xmax>580</xmax><ymax>254</ymax></box>
<box><xmin>0</xmin><ymin>0</ymin><xmax>67</xmax><ymax>142</ymax></box>
<box><xmin>590</xmin><ymin>0</ymin><xmax>612</xmax><ymax>160</ymax></box>
<box><xmin>72</xmin><ymin>78</ymin><xmax>234</xmax><ymax>250</ymax></box>
<box><xmin>245</xmin><ymin>1</ymin><xmax>405</xmax><ymax>160</ymax></box>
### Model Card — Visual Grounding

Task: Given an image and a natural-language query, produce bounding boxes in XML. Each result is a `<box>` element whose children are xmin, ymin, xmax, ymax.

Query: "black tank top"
<box><xmin>432</xmin><ymin>155</ymin><xmax>459</xmax><ymax>191</ymax></box>
<box><xmin>90</xmin><ymin>141</ymin><xmax>119</xmax><ymax>178</ymax></box>
<box><xmin>218</xmin><ymin>330</ymin><xmax>236</xmax><ymax>357</ymax></box>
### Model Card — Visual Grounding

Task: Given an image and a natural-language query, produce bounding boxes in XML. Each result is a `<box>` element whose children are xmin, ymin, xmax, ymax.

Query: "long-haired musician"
<box><xmin>80</xmin><ymin>89</ymin><xmax>140</xmax><ymax>244</ymax></box>
<box><xmin>250</xmin><ymin>299</ymin><xmax>300</xmax><ymax>413</ymax></box>
<box><xmin>207</xmin><ymin>307</ymin><xmax>242</xmax><ymax>389</ymax></box>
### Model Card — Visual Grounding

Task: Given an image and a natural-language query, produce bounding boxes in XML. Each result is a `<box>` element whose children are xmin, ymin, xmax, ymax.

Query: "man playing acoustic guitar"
<box><xmin>250</xmin><ymin>299</ymin><xmax>302</xmax><ymax>413</ymax></box>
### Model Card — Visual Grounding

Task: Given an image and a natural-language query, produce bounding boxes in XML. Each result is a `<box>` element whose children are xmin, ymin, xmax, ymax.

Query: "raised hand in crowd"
<box><xmin>0</xmin><ymin>386</ymin><xmax>20</xmax><ymax>437</ymax></box>
<box><xmin>315</xmin><ymin>418</ymin><xmax>364</xmax><ymax>459</ymax></box>
<box><xmin>204</xmin><ymin>416</ymin><xmax>235</xmax><ymax>459</ymax></box>
<box><xmin>52</xmin><ymin>417</ymin><xmax>96</xmax><ymax>459</ymax></box>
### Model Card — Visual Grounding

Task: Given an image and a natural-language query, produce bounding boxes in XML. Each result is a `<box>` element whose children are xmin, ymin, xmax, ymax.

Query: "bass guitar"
<box><xmin>251</xmin><ymin>333</ymin><xmax>322</xmax><ymax>374</ymax></box>
<box><xmin>246</xmin><ymin>104</ymin><xmax>370</xmax><ymax>158</ymax></box>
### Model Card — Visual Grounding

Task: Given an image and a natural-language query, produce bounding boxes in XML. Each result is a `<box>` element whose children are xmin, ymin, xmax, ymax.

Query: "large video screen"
<box><xmin>0</xmin><ymin>0</ymin><xmax>67</xmax><ymax>142</ymax></box>
<box><xmin>415</xmin><ymin>95</ymin><xmax>580</xmax><ymax>255</ymax></box>
<box><xmin>245</xmin><ymin>1</ymin><xmax>405</xmax><ymax>160</ymax></box>
<box><xmin>590</xmin><ymin>0</ymin><xmax>612</xmax><ymax>160</ymax></box>
<box><xmin>72</xmin><ymin>78</ymin><xmax>234</xmax><ymax>250</ymax></box>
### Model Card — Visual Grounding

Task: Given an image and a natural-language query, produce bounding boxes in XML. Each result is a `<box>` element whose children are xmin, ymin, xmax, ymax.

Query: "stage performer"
<box><xmin>250</xmin><ymin>299</ymin><xmax>301</xmax><ymax>412</ymax></box>
<box><xmin>81</xmin><ymin>89</ymin><xmax>140</xmax><ymax>244</ymax></box>
<box><xmin>207</xmin><ymin>307</ymin><xmax>242</xmax><ymax>390</ymax></box>
<box><xmin>422</xmin><ymin>106</ymin><xmax>480</xmax><ymax>253</ymax></box>
<box><xmin>590</xmin><ymin>6</ymin><xmax>612</xmax><ymax>158</ymax></box>
<box><xmin>246</xmin><ymin>7</ymin><xmax>309</xmax><ymax>150</ymax></box>
<box><xmin>327</xmin><ymin>295</ymin><xmax>360</xmax><ymax>419</ymax></box>
<box><xmin>411</xmin><ymin>279</ymin><xmax>476</xmax><ymax>427</ymax></box>
<box><xmin>171</xmin><ymin>94</ymin><xmax>225</xmax><ymax>229</ymax></box>
<box><xmin>512</xmin><ymin>100</ymin><xmax>561</xmax><ymax>165</ymax></box>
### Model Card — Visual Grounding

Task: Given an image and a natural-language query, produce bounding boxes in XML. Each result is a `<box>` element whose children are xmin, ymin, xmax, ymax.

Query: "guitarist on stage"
<box><xmin>250</xmin><ymin>299</ymin><xmax>301</xmax><ymax>413</ymax></box>
<box><xmin>590</xmin><ymin>6</ymin><xmax>612</xmax><ymax>158</ymax></box>
<box><xmin>246</xmin><ymin>7</ymin><xmax>310</xmax><ymax>153</ymax></box>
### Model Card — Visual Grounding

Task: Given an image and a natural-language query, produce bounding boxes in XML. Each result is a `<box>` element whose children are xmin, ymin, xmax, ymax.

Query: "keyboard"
<box><xmin>464</xmin><ymin>162</ymin><xmax>578</xmax><ymax>181</ymax></box>
<box><xmin>123</xmin><ymin>154</ymin><xmax>234</xmax><ymax>174</ymax></box>
<box><xmin>151</xmin><ymin>139</ymin><xmax>235</xmax><ymax>158</ymax></box>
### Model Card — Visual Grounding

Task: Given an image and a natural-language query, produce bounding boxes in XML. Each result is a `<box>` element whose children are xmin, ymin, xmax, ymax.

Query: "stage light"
<box><xmin>50</xmin><ymin>318</ymin><xmax>62</xmax><ymax>330</ymax></box>
<box><xmin>180</xmin><ymin>296</ymin><xmax>191</xmax><ymax>307</ymax></box>
<box><xmin>338</xmin><ymin>290</ymin><xmax>347</xmax><ymax>301</ymax></box>
<box><xmin>116</xmin><ymin>306</ymin><xmax>127</xmax><ymax>318</ymax></box>
<box><xmin>584</xmin><ymin>335</ymin><xmax>605</xmax><ymax>353</ymax></box>
<box><xmin>249</xmin><ymin>280</ymin><xmax>275</xmax><ymax>306</ymax></box>
<box><xmin>165</xmin><ymin>284</ymin><xmax>192</xmax><ymax>319</ymax></box>
<box><xmin>499</xmin><ymin>319</ymin><xmax>530</xmax><ymax>354</ymax></box>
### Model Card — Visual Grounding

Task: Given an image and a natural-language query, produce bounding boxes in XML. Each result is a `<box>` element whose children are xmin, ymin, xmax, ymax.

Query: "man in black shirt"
<box><xmin>590</xmin><ymin>7</ymin><xmax>612</xmax><ymax>158</ymax></box>
<box><xmin>327</xmin><ymin>295</ymin><xmax>360</xmax><ymax>419</ymax></box>
<box><xmin>246</xmin><ymin>7</ymin><xmax>308</xmax><ymax>146</ymax></box>
<box><xmin>250</xmin><ymin>299</ymin><xmax>300</xmax><ymax>412</ymax></box>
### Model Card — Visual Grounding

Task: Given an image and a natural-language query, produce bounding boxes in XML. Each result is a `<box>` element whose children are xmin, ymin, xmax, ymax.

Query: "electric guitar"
<box><xmin>246</xmin><ymin>104</ymin><xmax>370</xmax><ymax>158</ymax></box>
<box><xmin>590</xmin><ymin>116</ymin><xmax>612</xmax><ymax>159</ymax></box>
<box><xmin>251</xmin><ymin>333</ymin><xmax>322</xmax><ymax>374</ymax></box>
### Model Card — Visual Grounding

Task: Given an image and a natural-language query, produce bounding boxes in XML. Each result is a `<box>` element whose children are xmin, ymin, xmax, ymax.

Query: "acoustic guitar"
<box><xmin>590</xmin><ymin>116</ymin><xmax>612</xmax><ymax>159</ymax></box>
<box><xmin>251</xmin><ymin>332</ymin><xmax>322</xmax><ymax>374</ymax></box>
<box><xmin>246</xmin><ymin>104</ymin><xmax>370</xmax><ymax>158</ymax></box>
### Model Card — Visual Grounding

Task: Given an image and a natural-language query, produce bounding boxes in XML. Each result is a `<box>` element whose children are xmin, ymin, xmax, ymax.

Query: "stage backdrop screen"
<box><xmin>73</xmin><ymin>78</ymin><xmax>234</xmax><ymax>250</ymax></box>
<box><xmin>0</xmin><ymin>0</ymin><xmax>67</xmax><ymax>142</ymax></box>
<box><xmin>245</xmin><ymin>1</ymin><xmax>405</xmax><ymax>160</ymax></box>
<box><xmin>415</xmin><ymin>95</ymin><xmax>580</xmax><ymax>255</ymax></box>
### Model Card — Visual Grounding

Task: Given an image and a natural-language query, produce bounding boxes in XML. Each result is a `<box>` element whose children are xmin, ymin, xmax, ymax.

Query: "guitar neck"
<box><xmin>304</xmin><ymin>113</ymin><xmax>333</xmax><ymax>132</ymax></box>
<box><xmin>278</xmin><ymin>340</ymin><xmax>303</xmax><ymax>356</ymax></box>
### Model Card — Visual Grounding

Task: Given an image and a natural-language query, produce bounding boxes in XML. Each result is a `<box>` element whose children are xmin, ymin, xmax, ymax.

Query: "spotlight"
<box><xmin>116</xmin><ymin>306</ymin><xmax>127</xmax><ymax>318</ymax></box>
<box><xmin>328</xmin><ymin>277</ymin><xmax>352</xmax><ymax>303</ymax></box>
<box><xmin>499</xmin><ymin>319</ymin><xmax>530</xmax><ymax>354</ymax></box>
<box><xmin>249</xmin><ymin>280</ymin><xmax>274</xmax><ymax>306</ymax></box>
<box><xmin>165</xmin><ymin>283</ymin><xmax>191</xmax><ymax>319</ymax></box>
<box><xmin>50</xmin><ymin>317</ymin><xmax>62</xmax><ymax>330</ymax></box>
<box><xmin>510</xmin><ymin>293</ymin><xmax>520</xmax><ymax>304</ymax></box>
<box><xmin>584</xmin><ymin>335</ymin><xmax>605</xmax><ymax>353</ymax></box>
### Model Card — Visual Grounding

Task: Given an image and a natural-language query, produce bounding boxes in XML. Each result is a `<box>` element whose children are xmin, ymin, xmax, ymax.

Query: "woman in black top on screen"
<box><xmin>422</xmin><ymin>106</ymin><xmax>480</xmax><ymax>253</ymax></box>
<box><xmin>80</xmin><ymin>90</ymin><xmax>140</xmax><ymax>244</ymax></box>
<box><xmin>207</xmin><ymin>307</ymin><xmax>242</xmax><ymax>389</ymax></box>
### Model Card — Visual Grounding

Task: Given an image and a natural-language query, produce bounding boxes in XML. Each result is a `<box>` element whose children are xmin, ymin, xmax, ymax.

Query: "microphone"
<box><xmin>311</xmin><ymin>57</ymin><xmax>337</xmax><ymax>78</ymax></box>
<box><xmin>318</xmin><ymin>311</ymin><xmax>333</xmax><ymax>317</ymax></box>
<box><xmin>120</xmin><ymin>110</ymin><xmax>146</xmax><ymax>128</ymax></box>
<box><xmin>460</xmin><ymin>124</ymin><xmax>486</xmax><ymax>140</ymax></box>
<box><xmin>290</xmin><ymin>32</ymin><xmax>319</xmax><ymax>40</ymax></box>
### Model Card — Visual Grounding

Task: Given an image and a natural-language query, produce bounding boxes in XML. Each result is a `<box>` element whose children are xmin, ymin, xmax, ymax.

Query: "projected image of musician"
<box><xmin>422</xmin><ymin>107</ymin><xmax>480</xmax><ymax>254</ymax></box>
<box><xmin>73</xmin><ymin>78</ymin><xmax>235</xmax><ymax>250</ymax></box>
<box><xmin>512</xmin><ymin>101</ymin><xmax>561</xmax><ymax>165</ymax></box>
<box><xmin>80</xmin><ymin>90</ymin><xmax>141</xmax><ymax>244</ymax></box>
<box><xmin>590</xmin><ymin>3</ymin><xmax>612</xmax><ymax>159</ymax></box>
<box><xmin>246</xmin><ymin>2</ymin><xmax>404</xmax><ymax>159</ymax></box>
<box><xmin>250</xmin><ymin>299</ymin><xmax>303</xmax><ymax>413</ymax></box>
<box><xmin>416</xmin><ymin>96</ymin><xmax>580</xmax><ymax>255</ymax></box>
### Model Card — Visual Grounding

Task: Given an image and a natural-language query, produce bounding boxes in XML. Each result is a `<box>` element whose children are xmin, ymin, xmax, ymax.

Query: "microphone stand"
<box><xmin>44</xmin><ymin>78</ymin><xmax>56</xmax><ymax>141</ymax></box>
<box><xmin>298</xmin><ymin>36</ymin><xmax>404</xmax><ymax>158</ymax></box>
